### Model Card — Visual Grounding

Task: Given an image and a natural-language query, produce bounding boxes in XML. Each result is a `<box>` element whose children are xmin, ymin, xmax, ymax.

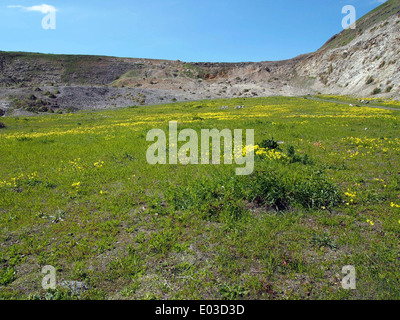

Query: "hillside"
<box><xmin>321</xmin><ymin>0</ymin><xmax>400</xmax><ymax>50</ymax></box>
<box><xmin>0</xmin><ymin>0</ymin><xmax>399</xmax><ymax>116</ymax></box>
<box><xmin>296</xmin><ymin>0</ymin><xmax>400</xmax><ymax>97</ymax></box>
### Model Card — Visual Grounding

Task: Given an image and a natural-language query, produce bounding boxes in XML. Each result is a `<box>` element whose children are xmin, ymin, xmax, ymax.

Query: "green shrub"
<box><xmin>170</xmin><ymin>175</ymin><xmax>229</xmax><ymax>211</ymax></box>
<box><xmin>286</xmin><ymin>145</ymin><xmax>313</xmax><ymax>165</ymax></box>
<box><xmin>10</xmin><ymin>98</ymin><xmax>28</xmax><ymax>109</ymax></box>
<box><xmin>292</xmin><ymin>173</ymin><xmax>341</xmax><ymax>209</ymax></box>
<box><xmin>192</xmin><ymin>116</ymin><xmax>204</xmax><ymax>121</ymax></box>
<box><xmin>44</xmin><ymin>91</ymin><xmax>56</xmax><ymax>99</ymax></box>
<box><xmin>38</xmin><ymin>106</ymin><xmax>49</xmax><ymax>113</ymax></box>
<box><xmin>371</xmin><ymin>87</ymin><xmax>382</xmax><ymax>95</ymax></box>
<box><xmin>170</xmin><ymin>164</ymin><xmax>341</xmax><ymax>217</ymax></box>
<box><xmin>366</xmin><ymin>76</ymin><xmax>374</xmax><ymax>85</ymax></box>
<box><xmin>148</xmin><ymin>230</ymin><xmax>177</xmax><ymax>255</ymax></box>
<box><xmin>312</xmin><ymin>235</ymin><xmax>338</xmax><ymax>250</ymax></box>
<box><xmin>0</xmin><ymin>267</ymin><xmax>16</xmax><ymax>286</ymax></box>
<box><xmin>43</xmin><ymin>288</ymin><xmax>73</xmax><ymax>300</ymax></box>
<box><xmin>259</xmin><ymin>137</ymin><xmax>280</xmax><ymax>150</ymax></box>
<box><xmin>287</xmin><ymin>145</ymin><xmax>301</xmax><ymax>163</ymax></box>
<box><xmin>0</xmin><ymin>122</ymin><xmax>6</xmax><ymax>129</ymax></box>
<box><xmin>220</xmin><ymin>199</ymin><xmax>247</xmax><ymax>225</ymax></box>
<box><xmin>218</xmin><ymin>284</ymin><xmax>249</xmax><ymax>300</ymax></box>
<box><xmin>243</xmin><ymin>169</ymin><xmax>289</xmax><ymax>210</ymax></box>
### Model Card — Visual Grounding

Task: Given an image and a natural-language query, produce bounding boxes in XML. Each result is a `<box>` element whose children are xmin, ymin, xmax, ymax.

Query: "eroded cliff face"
<box><xmin>295</xmin><ymin>14</ymin><xmax>400</xmax><ymax>97</ymax></box>
<box><xmin>0</xmin><ymin>12</ymin><xmax>399</xmax><ymax>99</ymax></box>
<box><xmin>0</xmin><ymin>2</ymin><xmax>399</xmax><ymax>115</ymax></box>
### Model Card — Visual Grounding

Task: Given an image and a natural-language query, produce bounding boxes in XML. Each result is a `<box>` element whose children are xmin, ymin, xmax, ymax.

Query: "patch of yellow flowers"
<box><xmin>390</xmin><ymin>202</ymin><xmax>400</xmax><ymax>208</ymax></box>
<box><xmin>253</xmin><ymin>145</ymin><xmax>288</xmax><ymax>161</ymax></box>
<box><xmin>94</xmin><ymin>161</ymin><xmax>105</xmax><ymax>168</ymax></box>
<box><xmin>70</xmin><ymin>181</ymin><xmax>81</xmax><ymax>194</ymax></box>
<box><xmin>344</xmin><ymin>189</ymin><xmax>357</xmax><ymax>205</ymax></box>
<box><xmin>0</xmin><ymin>172</ymin><xmax>38</xmax><ymax>188</ymax></box>
<box><xmin>343</xmin><ymin>137</ymin><xmax>400</xmax><ymax>153</ymax></box>
<box><xmin>69</xmin><ymin>158</ymin><xmax>84</xmax><ymax>171</ymax></box>
<box><xmin>366</xmin><ymin>219</ymin><xmax>375</xmax><ymax>226</ymax></box>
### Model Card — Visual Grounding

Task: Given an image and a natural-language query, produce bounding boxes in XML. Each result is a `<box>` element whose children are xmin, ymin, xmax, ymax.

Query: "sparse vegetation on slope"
<box><xmin>321</xmin><ymin>0</ymin><xmax>400</xmax><ymax>50</ymax></box>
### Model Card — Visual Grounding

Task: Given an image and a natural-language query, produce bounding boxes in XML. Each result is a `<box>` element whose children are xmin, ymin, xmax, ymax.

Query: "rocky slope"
<box><xmin>296</xmin><ymin>13</ymin><xmax>400</xmax><ymax>96</ymax></box>
<box><xmin>0</xmin><ymin>0</ymin><xmax>399</xmax><ymax>116</ymax></box>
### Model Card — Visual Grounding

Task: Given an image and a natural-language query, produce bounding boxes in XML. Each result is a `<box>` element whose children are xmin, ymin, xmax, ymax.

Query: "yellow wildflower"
<box><xmin>391</xmin><ymin>202</ymin><xmax>400</xmax><ymax>208</ymax></box>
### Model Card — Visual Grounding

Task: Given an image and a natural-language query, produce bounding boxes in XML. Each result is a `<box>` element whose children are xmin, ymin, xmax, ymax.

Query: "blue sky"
<box><xmin>1</xmin><ymin>0</ymin><xmax>386</xmax><ymax>62</ymax></box>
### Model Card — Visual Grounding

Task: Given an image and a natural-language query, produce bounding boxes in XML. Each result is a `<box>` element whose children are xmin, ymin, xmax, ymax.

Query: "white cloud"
<box><xmin>8</xmin><ymin>4</ymin><xmax>57</xmax><ymax>13</ymax></box>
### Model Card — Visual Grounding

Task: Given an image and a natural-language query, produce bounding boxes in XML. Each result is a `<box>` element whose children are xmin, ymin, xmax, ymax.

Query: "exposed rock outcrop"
<box><xmin>0</xmin><ymin>0</ymin><xmax>398</xmax><ymax>114</ymax></box>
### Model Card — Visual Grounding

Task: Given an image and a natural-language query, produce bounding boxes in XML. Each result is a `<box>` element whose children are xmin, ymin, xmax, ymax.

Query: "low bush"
<box><xmin>371</xmin><ymin>87</ymin><xmax>382</xmax><ymax>95</ymax></box>
<box><xmin>259</xmin><ymin>137</ymin><xmax>280</xmax><ymax>150</ymax></box>
<box><xmin>169</xmin><ymin>163</ymin><xmax>341</xmax><ymax>223</ymax></box>
<box><xmin>291</xmin><ymin>172</ymin><xmax>341</xmax><ymax>209</ymax></box>
<box><xmin>286</xmin><ymin>145</ymin><xmax>313</xmax><ymax>165</ymax></box>
<box><xmin>0</xmin><ymin>267</ymin><xmax>16</xmax><ymax>286</ymax></box>
<box><xmin>365</xmin><ymin>76</ymin><xmax>374</xmax><ymax>85</ymax></box>
<box><xmin>44</xmin><ymin>91</ymin><xmax>56</xmax><ymax>99</ymax></box>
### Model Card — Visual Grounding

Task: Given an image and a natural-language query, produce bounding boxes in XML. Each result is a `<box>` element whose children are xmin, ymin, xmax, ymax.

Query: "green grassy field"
<box><xmin>1</xmin><ymin>96</ymin><xmax>400</xmax><ymax>300</ymax></box>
